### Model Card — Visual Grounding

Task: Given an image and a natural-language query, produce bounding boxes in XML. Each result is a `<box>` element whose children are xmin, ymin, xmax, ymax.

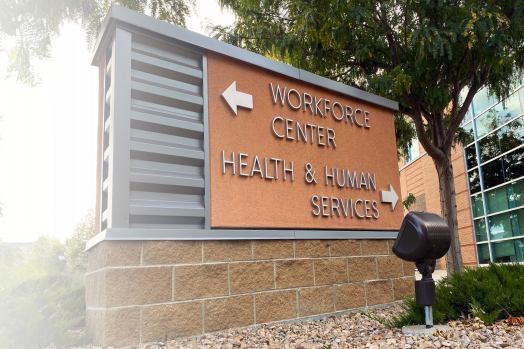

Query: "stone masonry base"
<box><xmin>86</xmin><ymin>239</ymin><xmax>415</xmax><ymax>347</ymax></box>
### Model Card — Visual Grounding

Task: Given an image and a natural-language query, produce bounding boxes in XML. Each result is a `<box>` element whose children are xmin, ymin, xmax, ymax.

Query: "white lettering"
<box><xmin>323</xmin><ymin>99</ymin><xmax>330</xmax><ymax>118</ymax></box>
<box><xmin>311</xmin><ymin>196</ymin><xmax>320</xmax><ymax>216</ymax></box>
<box><xmin>354</xmin><ymin>199</ymin><xmax>365</xmax><ymax>218</ymax></box>
<box><xmin>321</xmin><ymin>196</ymin><xmax>329</xmax><ymax>216</ymax></box>
<box><xmin>315</xmin><ymin>97</ymin><xmax>323</xmax><ymax>116</ymax></box>
<box><xmin>303</xmin><ymin>93</ymin><xmax>313</xmax><ymax>113</ymax></box>
<box><xmin>331</xmin><ymin>102</ymin><xmax>344</xmax><ymax>121</ymax></box>
<box><xmin>325</xmin><ymin>167</ymin><xmax>335</xmax><ymax>186</ymax></box>
<box><xmin>354</xmin><ymin>109</ymin><xmax>364</xmax><ymax>126</ymax></box>
<box><xmin>331</xmin><ymin>197</ymin><xmax>341</xmax><ymax>217</ymax></box>
<box><xmin>296</xmin><ymin>122</ymin><xmax>307</xmax><ymax>142</ymax></box>
<box><xmin>285</xmin><ymin>119</ymin><xmax>294</xmax><ymax>140</ymax></box>
<box><xmin>372</xmin><ymin>200</ymin><xmax>380</xmax><ymax>218</ymax></box>
<box><xmin>239</xmin><ymin>153</ymin><xmax>248</xmax><ymax>176</ymax></box>
<box><xmin>345</xmin><ymin>106</ymin><xmax>354</xmax><ymax>124</ymax></box>
<box><xmin>283</xmin><ymin>160</ymin><xmax>294</xmax><ymax>181</ymax></box>
<box><xmin>264</xmin><ymin>157</ymin><xmax>273</xmax><ymax>180</ymax></box>
<box><xmin>287</xmin><ymin>89</ymin><xmax>301</xmax><ymax>110</ymax></box>
<box><xmin>250</xmin><ymin>155</ymin><xmax>263</xmax><ymax>177</ymax></box>
<box><xmin>271</xmin><ymin>117</ymin><xmax>284</xmax><ymax>138</ymax></box>
<box><xmin>346</xmin><ymin>170</ymin><xmax>358</xmax><ymax>188</ymax></box>
<box><xmin>222</xmin><ymin>150</ymin><xmax>235</xmax><ymax>174</ymax></box>
<box><xmin>270</xmin><ymin>83</ymin><xmax>286</xmax><ymax>105</ymax></box>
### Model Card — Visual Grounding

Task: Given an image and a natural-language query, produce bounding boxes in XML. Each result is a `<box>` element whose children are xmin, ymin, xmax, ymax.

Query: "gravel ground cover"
<box><xmin>57</xmin><ymin>305</ymin><xmax>524</xmax><ymax>349</ymax></box>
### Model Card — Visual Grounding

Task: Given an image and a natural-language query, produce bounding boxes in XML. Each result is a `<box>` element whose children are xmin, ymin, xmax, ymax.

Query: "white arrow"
<box><xmin>222</xmin><ymin>81</ymin><xmax>253</xmax><ymax>115</ymax></box>
<box><xmin>380</xmin><ymin>184</ymin><xmax>399</xmax><ymax>210</ymax></box>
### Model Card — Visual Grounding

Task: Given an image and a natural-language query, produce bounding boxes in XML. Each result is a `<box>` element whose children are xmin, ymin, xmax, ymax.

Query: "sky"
<box><xmin>0</xmin><ymin>1</ymin><xmax>235</xmax><ymax>243</ymax></box>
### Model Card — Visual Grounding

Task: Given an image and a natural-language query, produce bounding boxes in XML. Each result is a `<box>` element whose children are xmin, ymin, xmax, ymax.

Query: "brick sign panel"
<box><xmin>208</xmin><ymin>52</ymin><xmax>403</xmax><ymax>230</ymax></box>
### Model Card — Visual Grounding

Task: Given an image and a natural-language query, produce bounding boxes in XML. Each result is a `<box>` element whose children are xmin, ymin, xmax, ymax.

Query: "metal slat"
<box><xmin>132</xmin><ymin>98</ymin><xmax>202</xmax><ymax>121</ymax></box>
<box><xmin>130</xmin><ymin>199</ymin><xmax>203</xmax><ymax>209</ymax></box>
<box><xmin>131</xmin><ymin>111</ymin><xmax>203</xmax><ymax>133</ymax></box>
<box><xmin>130</xmin><ymin>141</ymin><xmax>204</xmax><ymax>160</ymax></box>
<box><xmin>130</xmin><ymin>129</ymin><xmax>202</xmax><ymax>149</ymax></box>
<box><xmin>130</xmin><ymin>189</ymin><xmax>203</xmax><ymax>203</ymax></box>
<box><xmin>130</xmin><ymin>159</ymin><xmax>203</xmax><ymax>176</ymax></box>
<box><xmin>129</xmin><ymin>172</ymin><xmax>204</xmax><ymax>188</ymax></box>
<box><xmin>104</xmin><ymin>118</ymin><xmax>110</xmax><ymax>133</ymax></box>
<box><xmin>131</xmin><ymin>69</ymin><xmax>201</xmax><ymax>96</ymax></box>
<box><xmin>129</xmin><ymin>223</ymin><xmax>204</xmax><ymax>229</ymax></box>
<box><xmin>131</xmin><ymin>80</ymin><xmax>203</xmax><ymax>108</ymax></box>
<box><xmin>131</xmin><ymin>51</ymin><xmax>202</xmax><ymax>81</ymax></box>
<box><xmin>103</xmin><ymin>147</ymin><xmax>110</xmax><ymax>162</ymax></box>
<box><xmin>131</xmin><ymin>167</ymin><xmax>202</xmax><ymax>181</ymax></box>
<box><xmin>128</xmin><ymin>214</ymin><xmax>204</xmax><ymax>229</ymax></box>
<box><xmin>132</xmin><ymin>35</ymin><xmax>202</xmax><ymax>69</ymax></box>
<box><xmin>129</xmin><ymin>205</ymin><xmax>204</xmax><ymax>217</ymax></box>
<box><xmin>106</xmin><ymin>60</ymin><xmax>112</xmax><ymax>76</ymax></box>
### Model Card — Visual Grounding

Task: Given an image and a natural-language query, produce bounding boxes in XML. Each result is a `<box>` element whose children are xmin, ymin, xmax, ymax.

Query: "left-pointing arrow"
<box><xmin>222</xmin><ymin>81</ymin><xmax>253</xmax><ymax>115</ymax></box>
<box><xmin>380</xmin><ymin>184</ymin><xmax>399</xmax><ymax>210</ymax></box>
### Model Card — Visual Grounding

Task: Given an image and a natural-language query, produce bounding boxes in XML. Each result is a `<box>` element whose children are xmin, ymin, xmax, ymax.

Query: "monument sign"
<box><xmin>86</xmin><ymin>5</ymin><xmax>413</xmax><ymax>347</ymax></box>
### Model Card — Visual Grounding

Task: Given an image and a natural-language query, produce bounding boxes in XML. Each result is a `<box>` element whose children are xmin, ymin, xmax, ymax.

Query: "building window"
<box><xmin>404</xmin><ymin>138</ymin><xmax>420</xmax><ymax>164</ymax></box>
<box><xmin>472</xmin><ymin>88</ymin><xmax>497</xmax><ymax>118</ymax></box>
<box><xmin>504</xmin><ymin>147</ymin><xmax>524</xmax><ymax>181</ymax></box>
<box><xmin>465</xmin><ymin>144</ymin><xmax>478</xmax><ymax>169</ymax></box>
<box><xmin>476</xmin><ymin>243</ymin><xmax>491</xmax><ymax>264</ymax></box>
<box><xmin>491</xmin><ymin>239</ymin><xmax>524</xmax><ymax>263</ymax></box>
<box><xmin>468</xmin><ymin>169</ymin><xmax>481</xmax><ymax>194</ymax></box>
<box><xmin>482</xmin><ymin>158</ymin><xmax>505</xmax><ymax>190</ymax></box>
<box><xmin>474</xmin><ymin>219</ymin><xmax>488</xmax><ymax>242</ymax></box>
<box><xmin>462</xmin><ymin>121</ymin><xmax>475</xmax><ymax>145</ymax></box>
<box><xmin>471</xmin><ymin>194</ymin><xmax>485</xmax><ymax>218</ymax></box>
<box><xmin>485</xmin><ymin>186</ymin><xmax>509</xmax><ymax>215</ymax></box>
<box><xmin>474</xmin><ymin>92</ymin><xmax>521</xmax><ymax>138</ymax></box>
<box><xmin>488</xmin><ymin>212</ymin><xmax>514</xmax><ymax>240</ymax></box>
<box><xmin>465</xmin><ymin>83</ymin><xmax>524</xmax><ymax>264</ymax></box>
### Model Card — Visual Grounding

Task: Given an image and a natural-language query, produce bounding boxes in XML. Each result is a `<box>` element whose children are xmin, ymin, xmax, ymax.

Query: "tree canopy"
<box><xmin>213</xmin><ymin>0</ymin><xmax>524</xmax><ymax>272</ymax></box>
<box><xmin>64</xmin><ymin>209</ymin><xmax>95</xmax><ymax>273</ymax></box>
<box><xmin>0</xmin><ymin>0</ymin><xmax>195</xmax><ymax>85</ymax></box>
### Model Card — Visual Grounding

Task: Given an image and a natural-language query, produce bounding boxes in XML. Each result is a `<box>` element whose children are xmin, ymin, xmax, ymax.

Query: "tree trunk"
<box><xmin>434</xmin><ymin>151</ymin><xmax>464</xmax><ymax>275</ymax></box>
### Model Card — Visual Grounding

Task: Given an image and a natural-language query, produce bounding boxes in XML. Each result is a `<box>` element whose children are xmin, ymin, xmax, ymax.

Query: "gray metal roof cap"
<box><xmin>91</xmin><ymin>4</ymin><xmax>399</xmax><ymax>111</ymax></box>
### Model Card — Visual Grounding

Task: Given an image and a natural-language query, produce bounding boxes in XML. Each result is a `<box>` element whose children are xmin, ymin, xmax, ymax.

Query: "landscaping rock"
<box><xmin>53</xmin><ymin>305</ymin><xmax>524</xmax><ymax>348</ymax></box>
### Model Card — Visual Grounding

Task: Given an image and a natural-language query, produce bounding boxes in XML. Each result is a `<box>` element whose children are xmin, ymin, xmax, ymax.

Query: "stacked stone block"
<box><xmin>86</xmin><ymin>239</ymin><xmax>415</xmax><ymax>347</ymax></box>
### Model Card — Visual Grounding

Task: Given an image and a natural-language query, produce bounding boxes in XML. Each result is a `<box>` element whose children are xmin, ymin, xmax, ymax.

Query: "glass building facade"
<box><xmin>463</xmin><ymin>82</ymin><xmax>524</xmax><ymax>264</ymax></box>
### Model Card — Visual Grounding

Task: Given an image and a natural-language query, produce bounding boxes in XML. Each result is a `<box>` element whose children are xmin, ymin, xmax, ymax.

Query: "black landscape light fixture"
<box><xmin>392</xmin><ymin>212</ymin><xmax>452</xmax><ymax>329</ymax></box>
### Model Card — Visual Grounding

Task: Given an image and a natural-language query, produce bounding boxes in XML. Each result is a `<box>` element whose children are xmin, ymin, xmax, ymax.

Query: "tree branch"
<box><xmin>403</xmin><ymin>91</ymin><xmax>445</xmax><ymax>161</ymax></box>
<box><xmin>444</xmin><ymin>64</ymin><xmax>492</xmax><ymax>150</ymax></box>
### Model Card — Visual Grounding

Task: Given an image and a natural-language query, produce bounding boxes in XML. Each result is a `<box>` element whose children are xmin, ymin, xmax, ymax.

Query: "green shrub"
<box><xmin>469</xmin><ymin>299</ymin><xmax>503</xmax><ymax>325</ymax></box>
<box><xmin>386</xmin><ymin>263</ymin><xmax>524</xmax><ymax>328</ymax></box>
<box><xmin>0</xmin><ymin>273</ymin><xmax>88</xmax><ymax>349</ymax></box>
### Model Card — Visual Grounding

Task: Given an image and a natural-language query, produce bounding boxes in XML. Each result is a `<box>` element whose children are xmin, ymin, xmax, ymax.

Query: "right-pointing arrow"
<box><xmin>380</xmin><ymin>184</ymin><xmax>399</xmax><ymax>210</ymax></box>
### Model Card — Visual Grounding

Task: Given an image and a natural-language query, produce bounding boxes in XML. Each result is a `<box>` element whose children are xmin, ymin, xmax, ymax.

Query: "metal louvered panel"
<box><xmin>128</xmin><ymin>33</ymin><xmax>205</xmax><ymax>230</ymax></box>
<box><xmin>99</xmin><ymin>28</ymin><xmax>132</xmax><ymax>232</ymax></box>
